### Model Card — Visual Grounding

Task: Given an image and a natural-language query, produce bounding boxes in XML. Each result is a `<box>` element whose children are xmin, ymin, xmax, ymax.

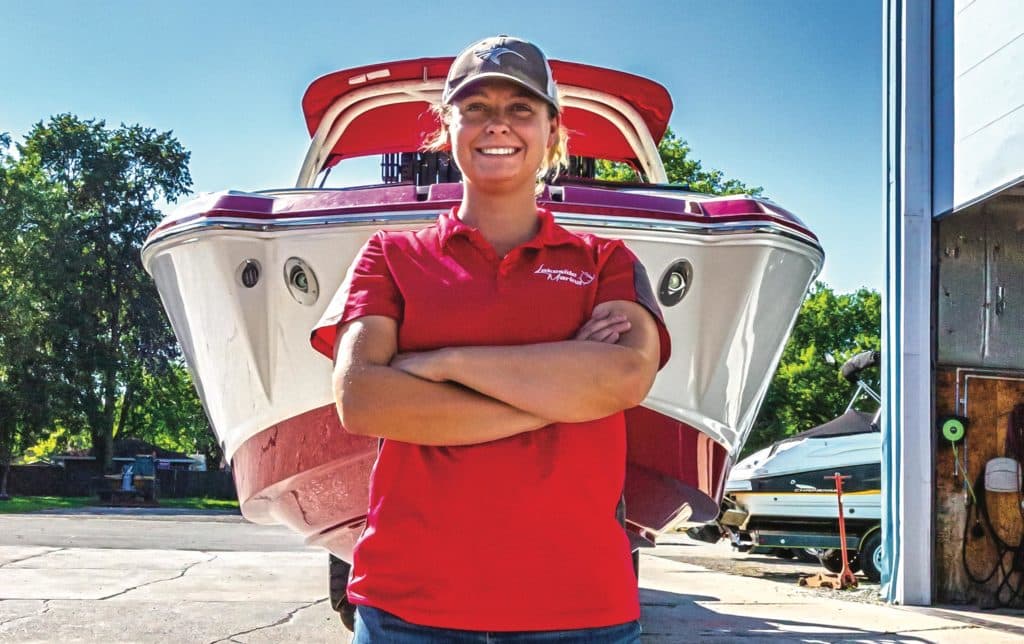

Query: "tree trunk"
<box><xmin>0</xmin><ymin>459</ymin><xmax>11</xmax><ymax>500</ymax></box>
<box><xmin>114</xmin><ymin>379</ymin><xmax>135</xmax><ymax>441</ymax></box>
<box><xmin>99</xmin><ymin>362</ymin><xmax>119</xmax><ymax>473</ymax></box>
<box><xmin>1</xmin><ymin>414</ymin><xmax>18</xmax><ymax>499</ymax></box>
<box><xmin>88</xmin><ymin>417</ymin><xmax>114</xmax><ymax>474</ymax></box>
<box><xmin>100</xmin><ymin>432</ymin><xmax>114</xmax><ymax>474</ymax></box>
<box><xmin>97</xmin><ymin>263</ymin><xmax>122</xmax><ymax>475</ymax></box>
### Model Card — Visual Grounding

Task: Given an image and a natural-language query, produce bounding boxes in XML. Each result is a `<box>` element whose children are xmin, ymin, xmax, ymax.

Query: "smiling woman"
<box><xmin>449</xmin><ymin>83</ymin><xmax>555</xmax><ymax>195</ymax></box>
<box><xmin>424</xmin><ymin>81</ymin><xmax>568</xmax><ymax>200</ymax></box>
<box><xmin>316</xmin><ymin>35</ymin><xmax>667</xmax><ymax>644</ymax></box>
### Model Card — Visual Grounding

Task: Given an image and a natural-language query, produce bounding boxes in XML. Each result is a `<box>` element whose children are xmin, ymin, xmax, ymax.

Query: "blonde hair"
<box><xmin>423</xmin><ymin>94</ymin><xmax>569</xmax><ymax>195</ymax></box>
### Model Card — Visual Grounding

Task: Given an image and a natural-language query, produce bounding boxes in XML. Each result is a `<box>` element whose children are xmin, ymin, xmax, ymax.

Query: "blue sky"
<box><xmin>2</xmin><ymin>0</ymin><xmax>882</xmax><ymax>292</ymax></box>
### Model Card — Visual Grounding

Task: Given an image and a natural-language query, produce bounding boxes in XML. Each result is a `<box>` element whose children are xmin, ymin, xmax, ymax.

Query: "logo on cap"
<box><xmin>475</xmin><ymin>46</ymin><xmax>527</xmax><ymax>66</ymax></box>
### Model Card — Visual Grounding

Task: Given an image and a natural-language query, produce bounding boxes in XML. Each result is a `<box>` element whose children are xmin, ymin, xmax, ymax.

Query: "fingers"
<box><xmin>575</xmin><ymin>313</ymin><xmax>631</xmax><ymax>343</ymax></box>
<box><xmin>588</xmin><ymin>329</ymin><xmax>621</xmax><ymax>344</ymax></box>
<box><xmin>577</xmin><ymin>314</ymin><xmax>630</xmax><ymax>339</ymax></box>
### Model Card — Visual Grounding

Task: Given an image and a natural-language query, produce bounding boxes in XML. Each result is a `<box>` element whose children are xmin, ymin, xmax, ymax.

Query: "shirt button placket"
<box><xmin>496</xmin><ymin>262</ymin><xmax>507</xmax><ymax>293</ymax></box>
<box><xmin>497</xmin><ymin>251</ymin><xmax>518</xmax><ymax>293</ymax></box>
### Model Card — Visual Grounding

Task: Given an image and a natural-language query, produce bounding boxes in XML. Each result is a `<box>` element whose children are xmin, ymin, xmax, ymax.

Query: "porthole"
<box><xmin>237</xmin><ymin>259</ymin><xmax>261</xmax><ymax>288</ymax></box>
<box><xmin>284</xmin><ymin>257</ymin><xmax>319</xmax><ymax>306</ymax></box>
<box><xmin>658</xmin><ymin>260</ymin><xmax>693</xmax><ymax>307</ymax></box>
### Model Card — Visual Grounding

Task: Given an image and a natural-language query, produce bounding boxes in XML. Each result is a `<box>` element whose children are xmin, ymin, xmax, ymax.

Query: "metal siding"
<box><xmin>953</xmin><ymin>1</ymin><xmax>1024</xmax><ymax>209</ymax></box>
<box><xmin>986</xmin><ymin>202</ymin><xmax>1024</xmax><ymax>365</ymax></box>
<box><xmin>933</xmin><ymin>0</ymin><xmax>955</xmax><ymax>216</ymax></box>
<box><xmin>954</xmin><ymin>0</ymin><xmax>1024</xmax><ymax>74</ymax></box>
<box><xmin>953</xmin><ymin>0</ymin><xmax>974</xmax><ymax>13</ymax></box>
<box><xmin>936</xmin><ymin>202</ymin><xmax>1024</xmax><ymax>368</ymax></box>
<box><xmin>936</xmin><ymin>211</ymin><xmax>987</xmax><ymax>364</ymax></box>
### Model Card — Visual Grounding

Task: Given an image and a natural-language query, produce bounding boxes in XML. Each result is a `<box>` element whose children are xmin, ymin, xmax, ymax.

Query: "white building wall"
<box><xmin>887</xmin><ymin>0</ymin><xmax>1024</xmax><ymax>605</ymax></box>
<box><xmin>952</xmin><ymin>0</ymin><xmax>1024</xmax><ymax>210</ymax></box>
<box><xmin>882</xmin><ymin>0</ymin><xmax>933</xmax><ymax>605</ymax></box>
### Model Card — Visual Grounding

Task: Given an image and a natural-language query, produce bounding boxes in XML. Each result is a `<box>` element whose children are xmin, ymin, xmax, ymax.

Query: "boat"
<box><xmin>718</xmin><ymin>350</ymin><xmax>883</xmax><ymax>576</ymax></box>
<box><xmin>141</xmin><ymin>57</ymin><xmax>824</xmax><ymax>561</ymax></box>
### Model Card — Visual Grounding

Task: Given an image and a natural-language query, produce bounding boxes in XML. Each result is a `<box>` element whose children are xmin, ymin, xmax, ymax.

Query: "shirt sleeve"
<box><xmin>594</xmin><ymin>241</ymin><xmax>672</xmax><ymax>369</ymax></box>
<box><xmin>309</xmin><ymin>231</ymin><xmax>403</xmax><ymax>360</ymax></box>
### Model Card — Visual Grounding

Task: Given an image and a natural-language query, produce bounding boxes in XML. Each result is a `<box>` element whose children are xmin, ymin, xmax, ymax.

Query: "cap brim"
<box><xmin>444</xmin><ymin>72</ymin><xmax>558</xmax><ymax>109</ymax></box>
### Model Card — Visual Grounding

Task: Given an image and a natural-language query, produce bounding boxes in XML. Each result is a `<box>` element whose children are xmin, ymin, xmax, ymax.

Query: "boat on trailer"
<box><xmin>141</xmin><ymin>57</ymin><xmax>824</xmax><ymax>560</ymax></box>
<box><xmin>717</xmin><ymin>350</ymin><xmax>884</xmax><ymax>580</ymax></box>
<box><xmin>721</xmin><ymin>350</ymin><xmax>882</xmax><ymax>534</ymax></box>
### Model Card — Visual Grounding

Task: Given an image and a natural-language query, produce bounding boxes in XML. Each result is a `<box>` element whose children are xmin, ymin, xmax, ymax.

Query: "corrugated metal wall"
<box><xmin>952</xmin><ymin>0</ymin><xmax>1024</xmax><ymax>210</ymax></box>
<box><xmin>937</xmin><ymin>198</ymin><xmax>1024</xmax><ymax>367</ymax></box>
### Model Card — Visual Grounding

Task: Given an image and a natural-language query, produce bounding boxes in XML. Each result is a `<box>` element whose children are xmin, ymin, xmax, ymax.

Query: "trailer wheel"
<box><xmin>859</xmin><ymin>532</ymin><xmax>883</xmax><ymax>583</ymax></box>
<box><xmin>818</xmin><ymin>548</ymin><xmax>860</xmax><ymax>574</ymax></box>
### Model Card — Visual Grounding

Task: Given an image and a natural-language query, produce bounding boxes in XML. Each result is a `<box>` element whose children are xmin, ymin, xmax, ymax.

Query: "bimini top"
<box><xmin>297</xmin><ymin>57</ymin><xmax>673</xmax><ymax>187</ymax></box>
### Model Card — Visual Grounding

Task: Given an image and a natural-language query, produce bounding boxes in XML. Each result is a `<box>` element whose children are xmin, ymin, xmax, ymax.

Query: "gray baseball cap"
<box><xmin>442</xmin><ymin>35</ymin><xmax>559</xmax><ymax>110</ymax></box>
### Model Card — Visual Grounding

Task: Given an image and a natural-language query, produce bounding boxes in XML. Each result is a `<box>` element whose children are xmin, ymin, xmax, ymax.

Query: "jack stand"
<box><xmin>827</xmin><ymin>472</ymin><xmax>858</xmax><ymax>589</ymax></box>
<box><xmin>798</xmin><ymin>472</ymin><xmax>858</xmax><ymax>590</ymax></box>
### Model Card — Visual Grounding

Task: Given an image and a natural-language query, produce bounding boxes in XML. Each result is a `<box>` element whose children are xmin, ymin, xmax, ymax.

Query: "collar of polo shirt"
<box><xmin>437</xmin><ymin>207</ymin><xmax>582</xmax><ymax>251</ymax></box>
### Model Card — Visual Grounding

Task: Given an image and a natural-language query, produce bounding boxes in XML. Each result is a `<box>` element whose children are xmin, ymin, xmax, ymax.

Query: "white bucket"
<box><xmin>985</xmin><ymin>457</ymin><xmax>1021</xmax><ymax>493</ymax></box>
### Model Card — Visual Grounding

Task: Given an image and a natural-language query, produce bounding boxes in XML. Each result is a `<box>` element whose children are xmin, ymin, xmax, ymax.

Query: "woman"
<box><xmin>311</xmin><ymin>35</ymin><xmax>670</xmax><ymax>643</ymax></box>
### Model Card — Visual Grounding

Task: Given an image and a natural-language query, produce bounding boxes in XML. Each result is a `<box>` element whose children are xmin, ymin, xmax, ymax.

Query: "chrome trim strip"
<box><xmin>551</xmin><ymin>213</ymin><xmax>822</xmax><ymax>249</ymax></box>
<box><xmin>143</xmin><ymin>209</ymin><xmax>823</xmax><ymax>255</ymax></box>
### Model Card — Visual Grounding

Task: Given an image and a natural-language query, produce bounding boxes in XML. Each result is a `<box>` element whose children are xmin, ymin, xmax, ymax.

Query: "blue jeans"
<box><xmin>353</xmin><ymin>606</ymin><xmax>641</xmax><ymax>643</ymax></box>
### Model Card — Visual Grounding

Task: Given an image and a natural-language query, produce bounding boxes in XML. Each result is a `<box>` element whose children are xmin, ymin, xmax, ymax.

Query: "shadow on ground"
<box><xmin>638</xmin><ymin>588</ymin><xmax>927</xmax><ymax>643</ymax></box>
<box><xmin>29</xmin><ymin>507</ymin><xmax>241</xmax><ymax>517</ymax></box>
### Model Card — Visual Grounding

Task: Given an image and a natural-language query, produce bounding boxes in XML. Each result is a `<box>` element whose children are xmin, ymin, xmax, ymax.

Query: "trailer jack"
<box><xmin>798</xmin><ymin>472</ymin><xmax>858</xmax><ymax>590</ymax></box>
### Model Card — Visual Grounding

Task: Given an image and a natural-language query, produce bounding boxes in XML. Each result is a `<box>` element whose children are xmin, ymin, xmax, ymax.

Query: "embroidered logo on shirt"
<box><xmin>534</xmin><ymin>264</ymin><xmax>595</xmax><ymax>286</ymax></box>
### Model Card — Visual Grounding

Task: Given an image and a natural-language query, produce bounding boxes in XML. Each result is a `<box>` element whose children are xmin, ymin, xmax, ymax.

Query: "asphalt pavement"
<box><xmin>1</xmin><ymin>509</ymin><xmax>1023</xmax><ymax>643</ymax></box>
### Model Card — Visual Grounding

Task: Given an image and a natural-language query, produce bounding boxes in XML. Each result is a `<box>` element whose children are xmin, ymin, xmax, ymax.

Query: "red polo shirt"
<box><xmin>311</xmin><ymin>207</ymin><xmax>670</xmax><ymax>631</ymax></box>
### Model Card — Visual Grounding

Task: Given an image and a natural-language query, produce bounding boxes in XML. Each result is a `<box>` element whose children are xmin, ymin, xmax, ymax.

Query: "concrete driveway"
<box><xmin>1</xmin><ymin>509</ymin><xmax>1022</xmax><ymax>643</ymax></box>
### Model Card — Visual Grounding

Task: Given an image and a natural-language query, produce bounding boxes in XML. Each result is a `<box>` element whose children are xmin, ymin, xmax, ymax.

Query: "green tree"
<box><xmin>596</xmin><ymin>127</ymin><xmax>763</xmax><ymax>195</ymax></box>
<box><xmin>745</xmin><ymin>282</ymin><xmax>882</xmax><ymax>455</ymax></box>
<box><xmin>3</xmin><ymin>115</ymin><xmax>192</xmax><ymax>471</ymax></box>
<box><xmin>119</xmin><ymin>362</ymin><xmax>223</xmax><ymax>469</ymax></box>
<box><xmin>0</xmin><ymin>132</ymin><xmax>65</xmax><ymax>496</ymax></box>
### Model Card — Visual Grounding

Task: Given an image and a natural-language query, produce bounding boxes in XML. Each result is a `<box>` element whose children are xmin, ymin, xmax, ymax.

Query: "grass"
<box><xmin>158</xmin><ymin>497</ymin><xmax>240</xmax><ymax>511</ymax></box>
<box><xmin>0</xmin><ymin>495</ymin><xmax>239</xmax><ymax>513</ymax></box>
<box><xmin>0</xmin><ymin>496</ymin><xmax>93</xmax><ymax>513</ymax></box>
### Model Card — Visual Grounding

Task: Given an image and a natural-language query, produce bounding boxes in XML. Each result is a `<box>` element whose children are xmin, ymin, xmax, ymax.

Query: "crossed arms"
<box><xmin>331</xmin><ymin>300</ymin><xmax>661</xmax><ymax>446</ymax></box>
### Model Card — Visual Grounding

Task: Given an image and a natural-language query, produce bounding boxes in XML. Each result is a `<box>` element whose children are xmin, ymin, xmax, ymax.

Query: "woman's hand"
<box><xmin>575</xmin><ymin>302</ymin><xmax>632</xmax><ymax>344</ymax></box>
<box><xmin>391</xmin><ymin>349</ymin><xmax>450</xmax><ymax>382</ymax></box>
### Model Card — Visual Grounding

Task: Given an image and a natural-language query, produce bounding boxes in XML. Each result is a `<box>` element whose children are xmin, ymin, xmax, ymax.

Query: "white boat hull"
<box><xmin>143</xmin><ymin>187</ymin><xmax>823</xmax><ymax>556</ymax></box>
<box><xmin>723</xmin><ymin>430</ymin><xmax>882</xmax><ymax>528</ymax></box>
